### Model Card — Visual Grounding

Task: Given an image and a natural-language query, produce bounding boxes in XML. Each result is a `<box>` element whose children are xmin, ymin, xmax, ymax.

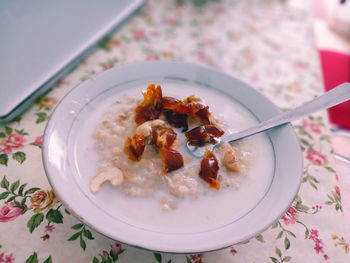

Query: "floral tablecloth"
<box><xmin>1</xmin><ymin>0</ymin><xmax>349</xmax><ymax>262</ymax></box>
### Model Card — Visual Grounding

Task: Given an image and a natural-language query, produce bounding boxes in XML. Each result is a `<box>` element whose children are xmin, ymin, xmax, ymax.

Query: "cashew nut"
<box><xmin>90</xmin><ymin>167</ymin><xmax>124</xmax><ymax>193</ymax></box>
<box><xmin>222</xmin><ymin>145</ymin><xmax>240</xmax><ymax>173</ymax></box>
<box><xmin>135</xmin><ymin>119</ymin><xmax>166</xmax><ymax>137</ymax></box>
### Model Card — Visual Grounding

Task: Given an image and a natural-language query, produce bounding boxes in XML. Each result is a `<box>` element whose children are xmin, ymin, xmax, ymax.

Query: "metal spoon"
<box><xmin>187</xmin><ymin>83</ymin><xmax>350</xmax><ymax>158</ymax></box>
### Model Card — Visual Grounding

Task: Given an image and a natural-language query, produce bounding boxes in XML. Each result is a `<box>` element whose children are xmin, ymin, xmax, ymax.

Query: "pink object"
<box><xmin>33</xmin><ymin>135</ymin><xmax>43</xmax><ymax>147</ymax></box>
<box><xmin>281</xmin><ymin>206</ymin><xmax>299</xmax><ymax>225</ymax></box>
<box><xmin>319</xmin><ymin>50</ymin><xmax>350</xmax><ymax>129</ymax></box>
<box><xmin>306</xmin><ymin>149</ymin><xmax>328</xmax><ymax>166</ymax></box>
<box><xmin>301</xmin><ymin>119</ymin><xmax>322</xmax><ymax>134</ymax></box>
<box><xmin>0</xmin><ymin>133</ymin><xmax>26</xmax><ymax>154</ymax></box>
<box><xmin>0</xmin><ymin>202</ymin><xmax>23</xmax><ymax>223</ymax></box>
<box><xmin>111</xmin><ymin>243</ymin><xmax>122</xmax><ymax>255</ymax></box>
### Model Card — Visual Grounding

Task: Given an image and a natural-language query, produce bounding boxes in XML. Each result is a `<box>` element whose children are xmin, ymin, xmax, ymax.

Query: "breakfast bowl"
<box><xmin>43</xmin><ymin>61</ymin><xmax>302</xmax><ymax>253</ymax></box>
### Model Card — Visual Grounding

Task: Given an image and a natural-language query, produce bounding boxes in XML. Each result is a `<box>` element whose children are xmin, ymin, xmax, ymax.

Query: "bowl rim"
<box><xmin>42</xmin><ymin>60</ymin><xmax>303</xmax><ymax>253</ymax></box>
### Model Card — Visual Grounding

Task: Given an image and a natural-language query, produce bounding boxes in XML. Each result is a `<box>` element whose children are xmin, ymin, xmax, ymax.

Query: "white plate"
<box><xmin>43</xmin><ymin>61</ymin><xmax>302</xmax><ymax>253</ymax></box>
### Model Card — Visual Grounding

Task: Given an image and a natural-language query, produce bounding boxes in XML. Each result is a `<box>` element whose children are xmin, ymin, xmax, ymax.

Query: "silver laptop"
<box><xmin>0</xmin><ymin>0</ymin><xmax>144</xmax><ymax>123</ymax></box>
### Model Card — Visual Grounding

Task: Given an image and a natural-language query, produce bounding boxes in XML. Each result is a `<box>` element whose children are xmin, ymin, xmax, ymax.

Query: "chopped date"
<box><xmin>135</xmin><ymin>84</ymin><xmax>163</xmax><ymax>124</ymax></box>
<box><xmin>199</xmin><ymin>150</ymin><xmax>220</xmax><ymax>190</ymax></box>
<box><xmin>162</xmin><ymin>96</ymin><xmax>211</xmax><ymax>124</ymax></box>
<box><xmin>185</xmin><ymin>125</ymin><xmax>224</xmax><ymax>146</ymax></box>
<box><xmin>124</xmin><ymin>134</ymin><xmax>146</xmax><ymax>161</ymax></box>
<box><xmin>152</xmin><ymin>127</ymin><xmax>177</xmax><ymax>149</ymax></box>
<box><xmin>161</xmin><ymin>148</ymin><xmax>184</xmax><ymax>173</ymax></box>
<box><xmin>165</xmin><ymin>110</ymin><xmax>188</xmax><ymax>131</ymax></box>
<box><xmin>194</xmin><ymin>106</ymin><xmax>211</xmax><ymax>125</ymax></box>
<box><xmin>162</xmin><ymin>96</ymin><xmax>188</xmax><ymax>114</ymax></box>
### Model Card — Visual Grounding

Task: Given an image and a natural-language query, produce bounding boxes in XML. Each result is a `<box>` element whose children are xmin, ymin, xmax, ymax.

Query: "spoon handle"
<box><xmin>227</xmin><ymin>83</ymin><xmax>350</xmax><ymax>142</ymax></box>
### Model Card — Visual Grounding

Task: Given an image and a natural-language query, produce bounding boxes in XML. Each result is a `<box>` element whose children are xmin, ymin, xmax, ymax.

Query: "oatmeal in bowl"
<box><xmin>43</xmin><ymin>61</ymin><xmax>302</xmax><ymax>252</ymax></box>
<box><xmin>90</xmin><ymin>84</ymin><xmax>254</xmax><ymax>211</ymax></box>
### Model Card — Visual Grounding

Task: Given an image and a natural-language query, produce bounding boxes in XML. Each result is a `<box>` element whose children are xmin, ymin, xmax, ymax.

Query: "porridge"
<box><xmin>90</xmin><ymin>84</ymin><xmax>262</xmax><ymax>211</ymax></box>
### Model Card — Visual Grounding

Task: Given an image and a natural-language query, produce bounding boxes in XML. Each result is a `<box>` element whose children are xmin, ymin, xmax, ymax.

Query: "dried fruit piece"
<box><xmin>162</xmin><ymin>96</ymin><xmax>188</xmax><ymax>114</ymax></box>
<box><xmin>194</xmin><ymin>106</ymin><xmax>211</xmax><ymax>125</ymax></box>
<box><xmin>165</xmin><ymin>110</ymin><xmax>188</xmax><ymax>131</ymax></box>
<box><xmin>199</xmin><ymin>150</ymin><xmax>220</xmax><ymax>190</ymax></box>
<box><xmin>135</xmin><ymin>84</ymin><xmax>163</xmax><ymax>124</ymax></box>
<box><xmin>161</xmin><ymin>148</ymin><xmax>184</xmax><ymax>173</ymax></box>
<box><xmin>153</xmin><ymin>128</ymin><xmax>177</xmax><ymax>149</ymax></box>
<box><xmin>162</xmin><ymin>96</ymin><xmax>211</xmax><ymax>124</ymax></box>
<box><xmin>185</xmin><ymin>125</ymin><xmax>224</xmax><ymax>146</ymax></box>
<box><xmin>124</xmin><ymin>134</ymin><xmax>146</xmax><ymax>161</ymax></box>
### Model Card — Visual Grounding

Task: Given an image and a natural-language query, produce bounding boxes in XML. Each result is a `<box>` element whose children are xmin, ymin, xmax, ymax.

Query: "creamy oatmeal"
<box><xmin>90</xmin><ymin>84</ymin><xmax>256</xmax><ymax>210</ymax></box>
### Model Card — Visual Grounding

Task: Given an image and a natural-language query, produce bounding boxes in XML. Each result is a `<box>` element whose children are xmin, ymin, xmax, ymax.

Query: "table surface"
<box><xmin>1</xmin><ymin>0</ymin><xmax>349</xmax><ymax>262</ymax></box>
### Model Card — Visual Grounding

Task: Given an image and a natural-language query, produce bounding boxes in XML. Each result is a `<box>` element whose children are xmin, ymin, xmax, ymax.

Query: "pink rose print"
<box><xmin>190</xmin><ymin>254</ymin><xmax>204</xmax><ymax>263</ymax></box>
<box><xmin>306</xmin><ymin>150</ymin><xmax>328</xmax><ymax>166</ymax></box>
<box><xmin>293</xmin><ymin>60</ymin><xmax>309</xmax><ymax>70</ymax></box>
<box><xmin>150</xmin><ymin>30</ymin><xmax>160</xmax><ymax>37</ymax></box>
<box><xmin>102</xmin><ymin>250</ymin><xmax>109</xmax><ymax>260</ymax></box>
<box><xmin>0</xmin><ymin>133</ymin><xmax>26</xmax><ymax>154</ymax></box>
<box><xmin>146</xmin><ymin>54</ymin><xmax>159</xmax><ymax>61</ymax></box>
<box><xmin>326</xmin><ymin>185</ymin><xmax>342</xmax><ymax>211</ymax></box>
<box><xmin>102</xmin><ymin>65</ymin><xmax>113</xmax><ymax>71</ymax></box>
<box><xmin>0</xmin><ymin>202</ymin><xmax>23</xmax><ymax>222</ymax></box>
<box><xmin>281</xmin><ymin>206</ymin><xmax>298</xmax><ymax>225</ymax></box>
<box><xmin>111</xmin><ymin>243</ymin><xmax>122</xmax><ymax>255</ymax></box>
<box><xmin>0</xmin><ymin>253</ymin><xmax>15</xmax><ymax>263</ymax></box>
<box><xmin>133</xmin><ymin>30</ymin><xmax>146</xmax><ymax>40</ymax></box>
<box><xmin>335</xmin><ymin>185</ymin><xmax>341</xmax><ymax>196</ymax></box>
<box><xmin>302</xmin><ymin>120</ymin><xmax>322</xmax><ymax>134</ymax></box>
<box><xmin>242</xmin><ymin>52</ymin><xmax>256</xmax><ymax>66</ymax></box>
<box><xmin>212</xmin><ymin>6</ymin><xmax>224</xmax><ymax>14</ymax></box>
<box><xmin>33</xmin><ymin>136</ymin><xmax>43</xmax><ymax>147</ymax></box>
<box><xmin>163</xmin><ymin>17</ymin><xmax>176</xmax><ymax>26</ymax></box>
<box><xmin>202</xmin><ymin>39</ymin><xmax>216</xmax><ymax>47</ymax></box>
<box><xmin>197</xmin><ymin>53</ymin><xmax>212</xmax><ymax>63</ymax></box>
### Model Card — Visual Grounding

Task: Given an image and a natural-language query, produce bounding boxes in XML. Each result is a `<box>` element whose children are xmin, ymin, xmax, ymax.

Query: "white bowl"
<box><xmin>43</xmin><ymin>61</ymin><xmax>302</xmax><ymax>253</ymax></box>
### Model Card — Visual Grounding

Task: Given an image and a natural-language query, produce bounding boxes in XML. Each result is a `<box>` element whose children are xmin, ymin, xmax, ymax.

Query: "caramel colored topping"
<box><xmin>165</xmin><ymin>110</ymin><xmax>188</xmax><ymax>131</ymax></box>
<box><xmin>161</xmin><ymin>148</ymin><xmax>184</xmax><ymax>173</ymax></box>
<box><xmin>199</xmin><ymin>150</ymin><xmax>220</xmax><ymax>190</ymax></box>
<box><xmin>185</xmin><ymin>125</ymin><xmax>224</xmax><ymax>146</ymax></box>
<box><xmin>135</xmin><ymin>84</ymin><xmax>163</xmax><ymax>125</ymax></box>
<box><xmin>152</xmin><ymin>128</ymin><xmax>177</xmax><ymax>149</ymax></box>
<box><xmin>162</xmin><ymin>96</ymin><xmax>212</xmax><ymax>124</ymax></box>
<box><xmin>162</xmin><ymin>96</ymin><xmax>188</xmax><ymax>114</ymax></box>
<box><xmin>124</xmin><ymin>134</ymin><xmax>146</xmax><ymax>161</ymax></box>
